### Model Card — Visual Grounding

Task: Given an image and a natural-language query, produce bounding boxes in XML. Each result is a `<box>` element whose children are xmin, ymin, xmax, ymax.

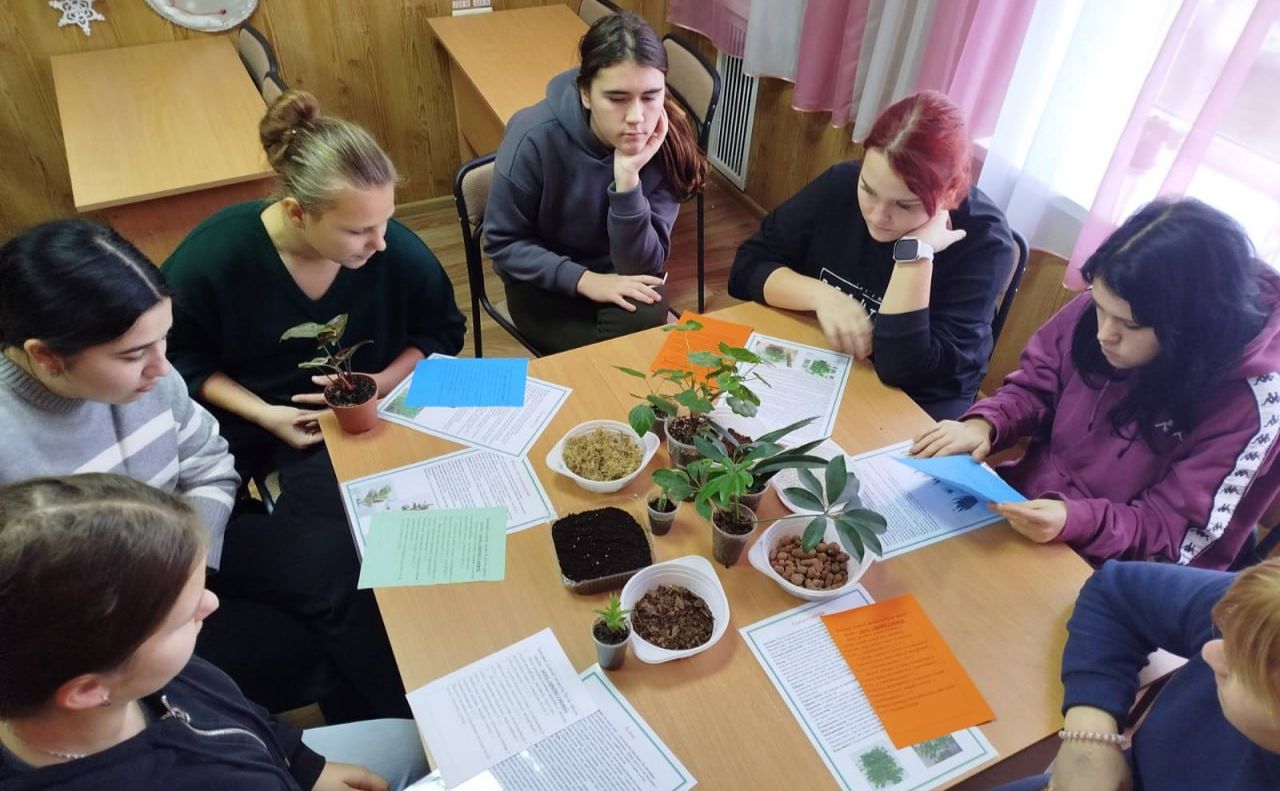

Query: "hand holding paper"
<box><xmin>991</xmin><ymin>498</ymin><xmax>1067</xmax><ymax>543</ymax></box>
<box><xmin>893</xmin><ymin>454</ymin><xmax>1027</xmax><ymax>505</ymax></box>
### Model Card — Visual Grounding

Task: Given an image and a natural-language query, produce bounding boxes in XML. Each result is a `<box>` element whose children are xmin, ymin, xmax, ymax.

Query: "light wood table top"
<box><xmin>428</xmin><ymin>5</ymin><xmax>586</xmax><ymax>127</ymax></box>
<box><xmin>323</xmin><ymin>302</ymin><xmax>1092</xmax><ymax>788</ymax></box>
<box><xmin>51</xmin><ymin>37</ymin><xmax>273</xmax><ymax>212</ymax></box>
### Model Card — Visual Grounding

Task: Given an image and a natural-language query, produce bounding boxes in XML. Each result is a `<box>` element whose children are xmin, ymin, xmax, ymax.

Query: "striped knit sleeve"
<box><xmin>166</xmin><ymin>373</ymin><xmax>240</xmax><ymax>569</ymax></box>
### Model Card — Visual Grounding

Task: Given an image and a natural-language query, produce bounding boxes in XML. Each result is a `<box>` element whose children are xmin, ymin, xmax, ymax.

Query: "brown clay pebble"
<box><xmin>631</xmin><ymin>585</ymin><xmax>714</xmax><ymax>650</ymax></box>
<box><xmin>768</xmin><ymin>536</ymin><xmax>850</xmax><ymax>591</ymax></box>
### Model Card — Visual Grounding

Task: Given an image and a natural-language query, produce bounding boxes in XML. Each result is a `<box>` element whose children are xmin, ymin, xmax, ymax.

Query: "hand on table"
<box><xmin>259</xmin><ymin>404</ymin><xmax>325</xmax><ymax>449</ymax></box>
<box><xmin>814</xmin><ymin>286</ymin><xmax>874</xmax><ymax>360</ymax></box>
<box><xmin>991</xmin><ymin>499</ymin><xmax>1068</xmax><ymax>543</ymax></box>
<box><xmin>910</xmin><ymin>418</ymin><xmax>994</xmax><ymax>461</ymax></box>
<box><xmin>577</xmin><ymin>271</ymin><xmax>665</xmax><ymax>311</ymax></box>
<box><xmin>312</xmin><ymin>761</ymin><xmax>389</xmax><ymax>791</ymax></box>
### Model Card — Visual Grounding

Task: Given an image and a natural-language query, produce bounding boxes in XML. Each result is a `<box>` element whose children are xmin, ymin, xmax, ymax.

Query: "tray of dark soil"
<box><xmin>552</xmin><ymin>506</ymin><xmax>654</xmax><ymax>595</ymax></box>
<box><xmin>630</xmin><ymin>584</ymin><xmax>714</xmax><ymax>650</ymax></box>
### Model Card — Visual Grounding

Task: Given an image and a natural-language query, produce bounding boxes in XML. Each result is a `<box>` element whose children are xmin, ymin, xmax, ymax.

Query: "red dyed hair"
<box><xmin>863</xmin><ymin>90</ymin><xmax>970</xmax><ymax>215</ymax></box>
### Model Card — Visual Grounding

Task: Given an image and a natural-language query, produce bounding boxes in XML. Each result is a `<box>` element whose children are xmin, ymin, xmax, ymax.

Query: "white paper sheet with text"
<box><xmin>341</xmin><ymin>449</ymin><xmax>555</xmax><ymax>557</ymax></box>
<box><xmin>406</xmin><ymin>629</ymin><xmax>596</xmax><ymax>788</ymax></box>
<box><xmin>407</xmin><ymin>663</ymin><xmax>696</xmax><ymax>790</ymax></box>
<box><xmin>741</xmin><ymin>593</ymin><xmax>997</xmax><ymax>791</ymax></box>
<box><xmin>379</xmin><ymin>362</ymin><xmax>570</xmax><ymax>457</ymax></box>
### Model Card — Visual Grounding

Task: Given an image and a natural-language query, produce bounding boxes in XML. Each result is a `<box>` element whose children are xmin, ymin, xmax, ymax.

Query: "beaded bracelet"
<box><xmin>1057</xmin><ymin>729</ymin><xmax>1130</xmax><ymax>749</ymax></box>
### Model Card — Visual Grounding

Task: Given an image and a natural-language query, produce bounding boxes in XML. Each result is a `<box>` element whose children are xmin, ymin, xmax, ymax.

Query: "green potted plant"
<box><xmin>615</xmin><ymin>320</ymin><xmax>769</xmax><ymax>469</ymax></box>
<box><xmin>647</xmin><ymin>467</ymin><xmax>695</xmax><ymax>536</ymax></box>
<box><xmin>280</xmin><ymin>313</ymin><xmax>378</xmax><ymax>435</ymax></box>
<box><xmin>784</xmin><ymin>454</ymin><xmax>888</xmax><ymax>561</ymax></box>
<box><xmin>714</xmin><ymin>416</ymin><xmax>826</xmax><ymax>510</ymax></box>
<box><xmin>592</xmin><ymin>592</ymin><xmax>631</xmax><ymax>670</ymax></box>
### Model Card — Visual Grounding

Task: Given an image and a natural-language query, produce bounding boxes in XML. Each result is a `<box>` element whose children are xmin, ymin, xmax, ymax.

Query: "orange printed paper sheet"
<box><xmin>821</xmin><ymin>594</ymin><xmax>994</xmax><ymax>749</ymax></box>
<box><xmin>648</xmin><ymin>311</ymin><xmax>753</xmax><ymax>375</ymax></box>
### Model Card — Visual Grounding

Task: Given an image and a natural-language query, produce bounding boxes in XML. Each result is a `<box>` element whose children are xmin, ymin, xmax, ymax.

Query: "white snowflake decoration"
<box><xmin>50</xmin><ymin>0</ymin><xmax>106</xmax><ymax>36</ymax></box>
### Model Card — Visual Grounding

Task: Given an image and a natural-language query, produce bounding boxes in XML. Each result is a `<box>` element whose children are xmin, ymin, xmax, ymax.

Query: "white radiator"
<box><xmin>707</xmin><ymin>53</ymin><xmax>758</xmax><ymax>189</ymax></box>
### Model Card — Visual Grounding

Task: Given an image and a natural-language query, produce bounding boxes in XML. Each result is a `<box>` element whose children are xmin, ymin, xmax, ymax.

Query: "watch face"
<box><xmin>893</xmin><ymin>238</ymin><xmax>920</xmax><ymax>261</ymax></box>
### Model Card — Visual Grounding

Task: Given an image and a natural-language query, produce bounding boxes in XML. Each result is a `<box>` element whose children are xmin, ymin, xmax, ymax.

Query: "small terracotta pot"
<box><xmin>326</xmin><ymin>373</ymin><xmax>379</xmax><ymax>435</ymax></box>
<box><xmin>711</xmin><ymin>504</ymin><xmax>757</xmax><ymax>567</ymax></box>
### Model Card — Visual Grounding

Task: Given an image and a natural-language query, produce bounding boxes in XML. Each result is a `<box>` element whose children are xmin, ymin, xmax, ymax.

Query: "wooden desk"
<box><xmin>323</xmin><ymin>302</ymin><xmax>1092</xmax><ymax>788</ymax></box>
<box><xmin>428</xmin><ymin>5</ymin><xmax>586</xmax><ymax>160</ymax></box>
<box><xmin>51</xmin><ymin>37</ymin><xmax>275</xmax><ymax>264</ymax></box>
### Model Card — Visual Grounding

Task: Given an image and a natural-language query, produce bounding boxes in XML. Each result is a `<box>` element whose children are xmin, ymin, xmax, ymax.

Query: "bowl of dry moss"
<box><xmin>546</xmin><ymin>420</ymin><xmax>660</xmax><ymax>493</ymax></box>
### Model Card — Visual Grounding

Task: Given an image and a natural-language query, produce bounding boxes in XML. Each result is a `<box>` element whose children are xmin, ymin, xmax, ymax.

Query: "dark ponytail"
<box><xmin>577</xmin><ymin>12</ymin><xmax>707</xmax><ymax>201</ymax></box>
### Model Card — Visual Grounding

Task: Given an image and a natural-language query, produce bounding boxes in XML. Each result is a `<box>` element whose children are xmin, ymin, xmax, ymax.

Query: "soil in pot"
<box><xmin>769</xmin><ymin>537</ymin><xmax>851</xmax><ymax>591</ymax></box>
<box><xmin>648</xmin><ymin>496</ymin><xmax>676</xmax><ymax>514</ymax></box>
<box><xmin>667</xmin><ymin>415</ymin><xmax>712</xmax><ymax>445</ymax></box>
<box><xmin>712</xmin><ymin>506</ymin><xmax>755</xmax><ymax>536</ymax></box>
<box><xmin>593</xmin><ymin>620</ymin><xmax>630</xmax><ymax>645</ymax></box>
<box><xmin>325</xmin><ymin>375</ymin><xmax>377</xmax><ymax>407</ymax></box>
<box><xmin>631</xmin><ymin>584</ymin><xmax>714</xmax><ymax>650</ymax></box>
<box><xmin>563</xmin><ymin>429</ymin><xmax>642</xmax><ymax>482</ymax></box>
<box><xmin>647</xmin><ymin>496</ymin><xmax>677</xmax><ymax>536</ymax></box>
<box><xmin>552</xmin><ymin>507</ymin><xmax>652</xmax><ymax>582</ymax></box>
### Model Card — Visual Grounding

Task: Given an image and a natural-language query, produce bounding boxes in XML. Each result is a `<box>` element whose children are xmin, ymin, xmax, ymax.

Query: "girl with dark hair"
<box><xmin>163</xmin><ymin>89</ymin><xmax>464</xmax><ymax>484</ymax></box>
<box><xmin>0</xmin><ymin>219</ymin><xmax>411</xmax><ymax>723</ymax></box>
<box><xmin>728</xmin><ymin>90</ymin><xmax>1015</xmax><ymax>419</ymax></box>
<box><xmin>911</xmin><ymin>199</ymin><xmax>1280</xmax><ymax>570</ymax></box>
<box><xmin>0</xmin><ymin>473</ymin><xmax>427</xmax><ymax>790</ymax></box>
<box><xmin>484</xmin><ymin>11</ymin><xmax>708</xmax><ymax>353</ymax></box>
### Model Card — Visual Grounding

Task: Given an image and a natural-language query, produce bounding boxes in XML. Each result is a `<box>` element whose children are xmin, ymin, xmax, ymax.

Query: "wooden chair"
<box><xmin>992</xmin><ymin>228</ymin><xmax>1030</xmax><ymax>350</ymax></box>
<box><xmin>662</xmin><ymin>34</ymin><xmax>722</xmax><ymax>313</ymax></box>
<box><xmin>260</xmin><ymin>70</ymin><xmax>288</xmax><ymax>106</ymax></box>
<box><xmin>454</xmin><ymin>154</ymin><xmax>543</xmax><ymax>358</ymax></box>
<box><xmin>237</xmin><ymin>23</ymin><xmax>280</xmax><ymax>92</ymax></box>
<box><xmin>981</xmin><ymin>249</ymin><xmax>1077</xmax><ymax>394</ymax></box>
<box><xmin>578</xmin><ymin>0</ymin><xmax>620</xmax><ymax>25</ymax></box>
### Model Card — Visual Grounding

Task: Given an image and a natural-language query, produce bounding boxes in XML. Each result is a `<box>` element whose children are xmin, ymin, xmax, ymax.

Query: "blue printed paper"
<box><xmin>405</xmin><ymin>357</ymin><xmax>528</xmax><ymax>408</ymax></box>
<box><xmin>894</xmin><ymin>455</ymin><xmax>1027</xmax><ymax>504</ymax></box>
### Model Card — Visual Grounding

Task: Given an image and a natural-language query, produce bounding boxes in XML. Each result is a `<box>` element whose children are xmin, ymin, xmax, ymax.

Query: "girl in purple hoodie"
<box><xmin>911</xmin><ymin>199</ymin><xmax>1280</xmax><ymax>569</ymax></box>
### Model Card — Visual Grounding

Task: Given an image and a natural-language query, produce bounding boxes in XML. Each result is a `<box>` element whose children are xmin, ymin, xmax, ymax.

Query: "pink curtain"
<box><xmin>1066</xmin><ymin>0</ymin><xmax>1280</xmax><ymax>287</ymax></box>
<box><xmin>791</xmin><ymin>0</ymin><xmax>871</xmax><ymax>126</ymax></box>
<box><xmin>666</xmin><ymin>0</ymin><xmax>752</xmax><ymax>58</ymax></box>
<box><xmin>914</xmin><ymin>0</ymin><xmax>1036</xmax><ymax>139</ymax></box>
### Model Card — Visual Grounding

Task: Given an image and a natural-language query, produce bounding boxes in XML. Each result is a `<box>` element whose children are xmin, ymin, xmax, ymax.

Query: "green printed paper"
<box><xmin>357</xmin><ymin>507</ymin><xmax>507</xmax><ymax>588</ymax></box>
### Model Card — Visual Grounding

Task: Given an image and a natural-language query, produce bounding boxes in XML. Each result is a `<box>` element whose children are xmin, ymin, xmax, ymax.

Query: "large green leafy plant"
<box><xmin>783</xmin><ymin>455</ymin><xmax>888</xmax><ymax>563</ymax></box>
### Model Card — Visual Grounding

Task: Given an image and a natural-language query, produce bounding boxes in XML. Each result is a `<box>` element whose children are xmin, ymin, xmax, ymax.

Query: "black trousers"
<box><xmin>195</xmin><ymin>409</ymin><xmax>409</xmax><ymax>722</ymax></box>
<box><xmin>503</xmin><ymin>276</ymin><xmax>669</xmax><ymax>354</ymax></box>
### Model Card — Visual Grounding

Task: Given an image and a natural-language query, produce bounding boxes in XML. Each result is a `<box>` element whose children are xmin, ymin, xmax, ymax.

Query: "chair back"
<box><xmin>662</xmin><ymin>34</ymin><xmax>721</xmax><ymax>150</ymax></box>
<box><xmin>991</xmin><ymin>228</ymin><xmax>1030</xmax><ymax>349</ymax></box>
<box><xmin>578</xmin><ymin>0</ymin><xmax>620</xmax><ymax>25</ymax></box>
<box><xmin>237</xmin><ymin>23</ymin><xmax>279</xmax><ymax>91</ymax></box>
<box><xmin>260</xmin><ymin>70</ymin><xmax>287</xmax><ymax>106</ymax></box>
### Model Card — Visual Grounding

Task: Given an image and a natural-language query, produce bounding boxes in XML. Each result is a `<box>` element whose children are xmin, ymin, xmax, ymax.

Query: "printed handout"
<box><xmin>741</xmin><ymin>592</ymin><xmax>997</xmax><ymax>791</ymax></box>
<box><xmin>341</xmin><ymin>449</ymin><xmax>555</xmax><ymax>558</ymax></box>
<box><xmin>380</xmin><ymin>364</ymin><xmax>570</xmax><ymax>457</ymax></box>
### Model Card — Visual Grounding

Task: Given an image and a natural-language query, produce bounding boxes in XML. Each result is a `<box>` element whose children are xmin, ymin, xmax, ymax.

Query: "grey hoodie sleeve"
<box><xmin>606</xmin><ymin>173</ymin><xmax>678</xmax><ymax>276</ymax></box>
<box><xmin>484</xmin><ymin>140</ymin><xmax>588</xmax><ymax>296</ymax></box>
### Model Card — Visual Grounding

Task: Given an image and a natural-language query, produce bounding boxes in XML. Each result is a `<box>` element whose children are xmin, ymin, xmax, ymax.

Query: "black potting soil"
<box><xmin>552</xmin><ymin>507</ymin><xmax>652</xmax><ymax>581</ymax></box>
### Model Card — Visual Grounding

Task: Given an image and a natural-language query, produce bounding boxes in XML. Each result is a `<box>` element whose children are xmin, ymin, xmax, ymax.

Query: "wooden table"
<box><xmin>323</xmin><ymin>302</ymin><xmax>1092</xmax><ymax>788</ymax></box>
<box><xmin>51</xmin><ymin>37</ymin><xmax>275</xmax><ymax>264</ymax></box>
<box><xmin>428</xmin><ymin>5</ymin><xmax>586</xmax><ymax>160</ymax></box>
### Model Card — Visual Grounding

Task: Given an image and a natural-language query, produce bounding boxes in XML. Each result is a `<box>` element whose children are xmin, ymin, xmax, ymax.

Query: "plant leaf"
<box><xmin>755</xmin><ymin>416</ymin><xmax>819</xmax><ymax>445</ymax></box>
<box><xmin>718</xmin><ymin>343</ymin><xmax>761</xmax><ymax>364</ymax></box>
<box><xmin>675</xmin><ymin>391</ymin><xmax>715</xmax><ymax>415</ymax></box>
<box><xmin>280</xmin><ymin>321</ymin><xmax>331</xmax><ymax>341</ymax></box>
<box><xmin>645</xmin><ymin>394</ymin><xmax>678</xmax><ymax>417</ymax></box>
<box><xmin>783</xmin><ymin>486</ymin><xmax>825</xmax><ymax>512</ymax></box>
<box><xmin>687</xmin><ymin>350</ymin><xmax>722</xmax><ymax>368</ymax></box>
<box><xmin>844</xmin><ymin>508</ymin><xmax>889</xmax><ymax>534</ymax></box>
<box><xmin>692</xmin><ymin>434</ymin><xmax>727</xmax><ymax>462</ymax></box>
<box><xmin>835</xmin><ymin>520</ymin><xmax>866</xmax><ymax>563</ymax></box>
<box><xmin>801</xmin><ymin>516</ymin><xmax>827</xmax><ymax>552</ymax></box>
<box><xmin>615</xmin><ymin>366</ymin><xmax>648</xmax><ymax>379</ymax></box>
<box><xmin>752</xmin><ymin>454</ymin><xmax>829</xmax><ymax>475</ymax></box>
<box><xmin>628</xmin><ymin>404</ymin><xmax>656</xmax><ymax>437</ymax></box>
<box><xmin>725</xmin><ymin>396</ymin><xmax>758</xmax><ymax>417</ymax></box>
<box><xmin>797</xmin><ymin>467</ymin><xmax>823</xmax><ymax>499</ymax></box>
<box><xmin>694</xmin><ymin>496</ymin><xmax>713</xmax><ymax>521</ymax></box>
<box><xmin>825</xmin><ymin>454</ymin><xmax>848</xmax><ymax>505</ymax></box>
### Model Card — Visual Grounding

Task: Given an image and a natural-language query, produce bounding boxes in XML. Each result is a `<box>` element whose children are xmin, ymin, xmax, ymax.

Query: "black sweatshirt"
<box><xmin>728</xmin><ymin>161</ymin><xmax>1015</xmax><ymax>419</ymax></box>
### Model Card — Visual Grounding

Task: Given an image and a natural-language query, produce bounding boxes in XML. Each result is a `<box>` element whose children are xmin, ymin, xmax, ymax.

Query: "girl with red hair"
<box><xmin>728</xmin><ymin>90</ymin><xmax>1015</xmax><ymax>419</ymax></box>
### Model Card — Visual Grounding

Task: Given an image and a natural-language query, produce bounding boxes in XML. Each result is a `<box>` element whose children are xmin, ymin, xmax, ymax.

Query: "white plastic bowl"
<box><xmin>620</xmin><ymin>555</ymin><xmax>730</xmax><ymax>663</ymax></box>
<box><xmin>748</xmin><ymin>516</ymin><xmax>874</xmax><ymax>602</ymax></box>
<box><xmin>546</xmin><ymin>420</ymin><xmax>660</xmax><ymax>494</ymax></box>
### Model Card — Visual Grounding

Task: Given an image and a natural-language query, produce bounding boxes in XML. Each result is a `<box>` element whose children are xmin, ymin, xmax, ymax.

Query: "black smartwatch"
<box><xmin>892</xmin><ymin>237</ymin><xmax>935</xmax><ymax>263</ymax></box>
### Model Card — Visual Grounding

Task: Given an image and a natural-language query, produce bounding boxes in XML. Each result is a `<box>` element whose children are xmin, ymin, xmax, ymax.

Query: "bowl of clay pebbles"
<box><xmin>747</xmin><ymin>516</ymin><xmax>874</xmax><ymax>602</ymax></box>
<box><xmin>552</xmin><ymin>505</ymin><xmax>655</xmax><ymax>595</ymax></box>
<box><xmin>620</xmin><ymin>555</ymin><xmax>730</xmax><ymax>663</ymax></box>
<box><xmin>546</xmin><ymin>420</ymin><xmax>661</xmax><ymax>494</ymax></box>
